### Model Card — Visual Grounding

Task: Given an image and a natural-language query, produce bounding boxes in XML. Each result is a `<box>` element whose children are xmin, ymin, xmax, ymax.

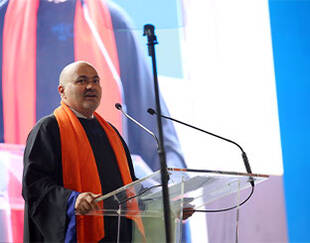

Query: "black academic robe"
<box><xmin>22</xmin><ymin>114</ymin><xmax>137</xmax><ymax>242</ymax></box>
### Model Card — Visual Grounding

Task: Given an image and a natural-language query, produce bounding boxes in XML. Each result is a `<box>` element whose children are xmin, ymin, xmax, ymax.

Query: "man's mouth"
<box><xmin>84</xmin><ymin>93</ymin><xmax>97</xmax><ymax>98</ymax></box>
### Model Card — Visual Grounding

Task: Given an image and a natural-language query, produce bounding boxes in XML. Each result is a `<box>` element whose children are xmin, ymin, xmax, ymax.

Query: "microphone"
<box><xmin>115</xmin><ymin>103</ymin><xmax>159</xmax><ymax>148</ymax></box>
<box><xmin>147</xmin><ymin>108</ymin><xmax>254</xmax><ymax>187</ymax></box>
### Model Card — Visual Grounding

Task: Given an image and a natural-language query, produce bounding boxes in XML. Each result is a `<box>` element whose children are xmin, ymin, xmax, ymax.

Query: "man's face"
<box><xmin>59</xmin><ymin>63</ymin><xmax>102</xmax><ymax>117</ymax></box>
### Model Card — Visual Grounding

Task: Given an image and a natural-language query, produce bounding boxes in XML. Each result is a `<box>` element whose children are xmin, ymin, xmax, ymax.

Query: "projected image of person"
<box><xmin>0</xmin><ymin>0</ymin><xmax>186</xmax><ymax>174</ymax></box>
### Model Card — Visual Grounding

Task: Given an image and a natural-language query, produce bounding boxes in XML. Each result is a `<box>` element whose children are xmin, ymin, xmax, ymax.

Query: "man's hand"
<box><xmin>75</xmin><ymin>192</ymin><xmax>100</xmax><ymax>215</ymax></box>
<box><xmin>182</xmin><ymin>207</ymin><xmax>195</xmax><ymax>220</ymax></box>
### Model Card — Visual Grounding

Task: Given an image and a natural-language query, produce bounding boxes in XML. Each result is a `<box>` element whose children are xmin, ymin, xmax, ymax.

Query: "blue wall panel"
<box><xmin>269</xmin><ymin>1</ymin><xmax>310</xmax><ymax>242</ymax></box>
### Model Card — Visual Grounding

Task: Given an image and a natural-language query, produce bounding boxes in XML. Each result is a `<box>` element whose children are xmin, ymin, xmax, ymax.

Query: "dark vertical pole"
<box><xmin>143</xmin><ymin>24</ymin><xmax>172</xmax><ymax>243</ymax></box>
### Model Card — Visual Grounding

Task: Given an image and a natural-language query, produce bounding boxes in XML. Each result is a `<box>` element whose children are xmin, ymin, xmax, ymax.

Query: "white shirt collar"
<box><xmin>69</xmin><ymin>107</ymin><xmax>94</xmax><ymax>119</ymax></box>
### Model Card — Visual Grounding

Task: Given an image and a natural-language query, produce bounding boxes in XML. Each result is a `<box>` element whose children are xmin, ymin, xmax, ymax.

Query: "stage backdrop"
<box><xmin>0</xmin><ymin>0</ymin><xmax>309</xmax><ymax>242</ymax></box>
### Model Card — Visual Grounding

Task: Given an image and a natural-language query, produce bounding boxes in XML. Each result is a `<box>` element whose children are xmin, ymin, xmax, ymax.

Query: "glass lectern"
<box><xmin>81</xmin><ymin>168</ymin><xmax>268</xmax><ymax>243</ymax></box>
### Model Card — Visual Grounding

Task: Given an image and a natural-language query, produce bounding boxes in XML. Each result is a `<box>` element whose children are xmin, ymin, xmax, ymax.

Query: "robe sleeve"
<box><xmin>22</xmin><ymin>116</ymin><xmax>72</xmax><ymax>242</ymax></box>
<box><xmin>65</xmin><ymin>191</ymin><xmax>79</xmax><ymax>243</ymax></box>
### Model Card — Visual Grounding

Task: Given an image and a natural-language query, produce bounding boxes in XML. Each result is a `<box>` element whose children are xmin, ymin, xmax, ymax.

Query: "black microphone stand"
<box><xmin>143</xmin><ymin>24</ymin><xmax>172</xmax><ymax>243</ymax></box>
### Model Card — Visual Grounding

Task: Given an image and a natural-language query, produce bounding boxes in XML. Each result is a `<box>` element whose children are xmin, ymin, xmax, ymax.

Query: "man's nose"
<box><xmin>86</xmin><ymin>80</ymin><xmax>96</xmax><ymax>89</ymax></box>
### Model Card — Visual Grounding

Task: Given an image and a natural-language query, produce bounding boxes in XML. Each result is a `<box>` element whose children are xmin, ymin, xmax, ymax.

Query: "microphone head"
<box><xmin>115</xmin><ymin>103</ymin><xmax>122</xmax><ymax>110</ymax></box>
<box><xmin>147</xmin><ymin>108</ymin><xmax>156</xmax><ymax>115</ymax></box>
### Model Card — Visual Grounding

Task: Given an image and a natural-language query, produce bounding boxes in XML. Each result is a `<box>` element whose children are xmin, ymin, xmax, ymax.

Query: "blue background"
<box><xmin>269</xmin><ymin>1</ymin><xmax>310</xmax><ymax>242</ymax></box>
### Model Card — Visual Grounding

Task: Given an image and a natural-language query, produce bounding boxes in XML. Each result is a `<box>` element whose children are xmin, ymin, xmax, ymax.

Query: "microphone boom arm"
<box><xmin>116</xmin><ymin>104</ymin><xmax>159</xmax><ymax>147</ymax></box>
<box><xmin>147</xmin><ymin>108</ymin><xmax>254</xmax><ymax>187</ymax></box>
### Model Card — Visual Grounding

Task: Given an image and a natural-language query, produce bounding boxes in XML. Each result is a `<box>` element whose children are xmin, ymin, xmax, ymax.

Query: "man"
<box><xmin>22</xmin><ymin>61</ymin><xmax>140</xmax><ymax>242</ymax></box>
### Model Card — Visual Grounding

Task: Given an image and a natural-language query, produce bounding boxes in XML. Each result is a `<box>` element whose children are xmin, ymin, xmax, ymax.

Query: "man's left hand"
<box><xmin>182</xmin><ymin>207</ymin><xmax>195</xmax><ymax>220</ymax></box>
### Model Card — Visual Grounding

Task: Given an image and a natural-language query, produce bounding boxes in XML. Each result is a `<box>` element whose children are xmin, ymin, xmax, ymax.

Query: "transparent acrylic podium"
<box><xmin>84</xmin><ymin>168</ymin><xmax>268</xmax><ymax>243</ymax></box>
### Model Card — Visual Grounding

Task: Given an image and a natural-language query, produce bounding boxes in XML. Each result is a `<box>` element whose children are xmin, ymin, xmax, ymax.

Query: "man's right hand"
<box><xmin>75</xmin><ymin>192</ymin><xmax>100</xmax><ymax>215</ymax></box>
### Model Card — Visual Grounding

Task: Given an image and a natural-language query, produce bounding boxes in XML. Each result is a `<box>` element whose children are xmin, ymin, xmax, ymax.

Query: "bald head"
<box><xmin>58</xmin><ymin>61</ymin><xmax>102</xmax><ymax>118</ymax></box>
<box><xmin>59</xmin><ymin>61</ymin><xmax>96</xmax><ymax>87</ymax></box>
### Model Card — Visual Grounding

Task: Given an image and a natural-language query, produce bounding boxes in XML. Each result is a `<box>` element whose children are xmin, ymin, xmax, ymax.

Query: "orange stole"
<box><xmin>54</xmin><ymin>103</ymin><xmax>144</xmax><ymax>242</ymax></box>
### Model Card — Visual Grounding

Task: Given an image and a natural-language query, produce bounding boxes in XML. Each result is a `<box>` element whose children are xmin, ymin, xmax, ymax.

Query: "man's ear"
<box><xmin>58</xmin><ymin>85</ymin><xmax>65</xmax><ymax>98</ymax></box>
